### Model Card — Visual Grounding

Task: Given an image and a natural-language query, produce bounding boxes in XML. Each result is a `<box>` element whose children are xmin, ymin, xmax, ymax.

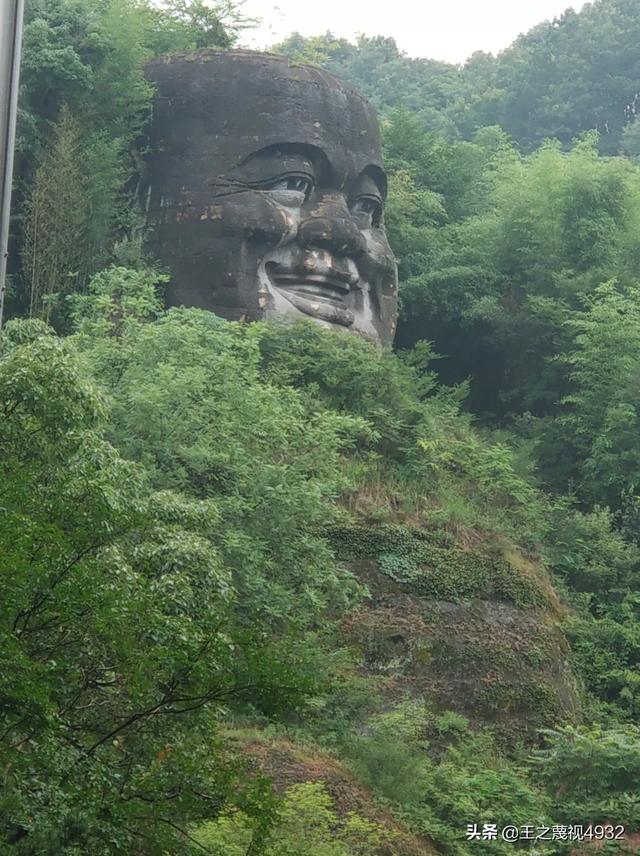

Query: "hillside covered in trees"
<box><xmin>278</xmin><ymin>0</ymin><xmax>640</xmax><ymax>154</ymax></box>
<box><xmin>4</xmin><ymin>0</ymin><xmax>640</xmax><ymax>853</ymax></box>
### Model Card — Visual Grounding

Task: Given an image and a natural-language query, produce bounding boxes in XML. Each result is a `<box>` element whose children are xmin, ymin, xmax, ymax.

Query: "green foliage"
<box><xmin>341</xmin><ymin>700</ymin><xmax>550</xmax><ymax>856</ymax></box>
<box><xmin>8</xmin><ymin>260</ymin><xmax>640</xmax><ymax>849</ymax></box>
<box><xmin>70</xmin><ymin>275</ymin><xmax>365</xmax><ymax>627</ymax></box>
<box><xmin>551</xmin><ymin>282</ymin><xmax>640</xmax><ymax>507</ymax></box>
<box><xmin>277</xmin><ymin>3</ymin><xmax>640</xmax><ymax>155</ymax></box>
<box><xmin>256</xmin><ymin>322</ymin><xmax>546</xmax><ymax>547</ymax></box>
<box><xmin>565</xmin><ymin>597</ymin><xmax>640</xmax><ymax>722</ymax></box>
<box><xmin>389</xmin><ymin>125</ymin><xmax>640</xmax><ymax>420</ymax></box>
<box><xmin>534</xmin><ymin>725</ymin><xmax>640</xmax><ymax>829</ymax></box>
<box><xmin>21</xmin><ymin>107</ymin><xmax>89</xmax><ymax>321</ymax></box>
<box><xmin>4</xmin><ymin>265</ymin><xmax>583</xmax><ymax>848</ymax></box>
<box><xmin>268</xmin><ymin>40</ymin><xmax>640</xmax><ymax>437</ymax></box>
<box><xmin>143</xmin><ymin>0</ymin><xmax>253</xmax><ymax>55</ymax></box>
<box><xmin>13</xmin><ymin>0</ymin><xmax>156</xmax><ymax>311</ymax></box>
<box><xmin>19</xmin><ymin>0</ymin><xmax>246</xmax><ymax>154</ymax></box>
<box><xmin>70</xmin><ymin>264</ymin><xmax>166</xmax><ymax>336</ymax></box>
<box><xmin>0</xmin><ymin>321</ymin><xmax>287</xmax><ymax>851</ymax></box>
<box><xmin>21</xmin><ymin>0</ymin><xmax>148</xmax><ymax>150</ymax></box>
<box><xmin>544</xmin><ymin>502</ymin><xmax>640</xmax><ymax>596</ymax></box>
<box><xmin>271</xmin><ymin>45</ymin><xmax>640</xmax><ymax>581</ymax></box>
<box><xmin>255</xmin><ymin>319</ymin><xmax>431</xmax><ymax>455</ymax></box>
<box><xmin>196</xmin><ymin>781</ymin><xmax>386</xmax><ymax>855</ymax></box>
<box><xmin>350</xmin><ymin>735</ymin><xmax>427</xmax><ymax>806</ymax></box>
<box><xmin>411</xmin><ymin>734</ymin><xmax>549</xmax><ymax>855</ymax></box>
<box><xmin>433</xmin><ymin>710</ymin><xmax>470</xmax><ymax>739</ymax></box>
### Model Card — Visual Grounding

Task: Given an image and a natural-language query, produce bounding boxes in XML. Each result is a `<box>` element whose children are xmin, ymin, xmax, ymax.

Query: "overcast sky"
<box><xmin>240</xmin><ymin>0</ymin><xmax>588</xmax><ymax>64</ymax></box>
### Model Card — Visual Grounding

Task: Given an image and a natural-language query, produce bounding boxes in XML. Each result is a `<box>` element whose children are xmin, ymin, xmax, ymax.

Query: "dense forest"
<box><xmin>4</xmin><ymin>0</ymin><xmax>640</xmax><ymax>853</ymax></box>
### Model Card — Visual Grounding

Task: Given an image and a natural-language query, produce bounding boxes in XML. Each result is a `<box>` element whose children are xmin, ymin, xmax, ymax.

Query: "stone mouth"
<box><xmin>266</xmin><ymin>264</ymin><xmax>355</xmax><ymax>327</ymax></box>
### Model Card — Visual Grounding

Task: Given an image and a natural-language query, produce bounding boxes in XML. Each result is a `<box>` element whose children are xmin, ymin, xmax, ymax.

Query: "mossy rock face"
<box><xmin>327</xmin><ymin>525</ymin><xmax>579</xmax><ymax>740</ymax></box>
<box><xmin>327</xmin><ymin>524</ymin><xmax>549</xmax><ymax>609</ymax></box>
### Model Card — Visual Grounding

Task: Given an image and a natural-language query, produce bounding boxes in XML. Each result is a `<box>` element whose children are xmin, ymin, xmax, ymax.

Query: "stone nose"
<box><xmin>296</xmin><ymin>196</ymin><xmax>365</xmax><ymax>256</ymax></box>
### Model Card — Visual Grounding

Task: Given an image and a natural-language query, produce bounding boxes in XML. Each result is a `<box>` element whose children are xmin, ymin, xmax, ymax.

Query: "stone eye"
<box><xmin>352</xmin><ymin>195</ymin><xmax>383</xmax><ymax>227</ymax></box>
<box><xmin>267</xmin><ymin>174</ymin><xmax>314</xmax><ymax>200</ymax></box>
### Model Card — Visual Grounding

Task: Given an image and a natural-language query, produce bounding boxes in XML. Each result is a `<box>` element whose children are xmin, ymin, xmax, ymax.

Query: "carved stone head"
<box><xmin>144</xmin><ymin>50</ymin><xmax>398</xmax><ymax>345</ymax></box>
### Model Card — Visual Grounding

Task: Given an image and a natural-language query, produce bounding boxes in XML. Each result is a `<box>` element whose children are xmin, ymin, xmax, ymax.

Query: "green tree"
<box><xmin>384</xmin><ymin>122</ymin><xmax>640</xmax><ymax>420</ymax></box>
<box><xmin>21</xmin><ymin>108</ymin><xmax>88</xmax><ymax>321</ymax></box>
<box><xmin>197</xmin><ymin>781</ymin><xmax>386</xmax><ymax>856</ymax></box>
<box><xmin>0</xmin><ymin>320</ymin><xmax>283</xmax><ymax>851</ymax></box>
<box><xmin>71</xmin><ymin>271</ymin><xmax>365</xmax><ymax>627</ymax></box>
<box><xmin>143</xmin><ymin>0</ymin><xmax>254</xmax><ymax>54</ymax></box>
<box><xmin>552</xmin><ymin>282</ymin><xmax>640</xmax><ymax>507</ymax></box>
<box><xmin>277</xmin><ymin>2</ymin><xmax>640</xmax><ymax>154</ymax></box>
<box><xmin>534</xmin><ymin>725</ymin><xmax>640</xmax><ymax>829</ymax></box>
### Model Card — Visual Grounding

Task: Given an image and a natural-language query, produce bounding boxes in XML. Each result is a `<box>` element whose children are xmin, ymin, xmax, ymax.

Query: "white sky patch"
<box><xmin>239</xmin><ymin>0</ymin><xmax>588</xmax><ymax>64</ymax></box>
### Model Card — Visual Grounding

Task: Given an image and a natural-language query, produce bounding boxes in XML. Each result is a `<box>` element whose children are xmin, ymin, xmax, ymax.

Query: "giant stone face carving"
<box><xmin>144</xmin><ymin>50</ymin><xmax>398</xmax><ymax>345</ymax></box>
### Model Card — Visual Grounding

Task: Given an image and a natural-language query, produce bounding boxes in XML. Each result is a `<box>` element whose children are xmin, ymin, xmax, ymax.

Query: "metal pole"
<box><xmin>0</xmin><ymin>0</ymin><xmax>25</xmax><ymax>329</ymax></box>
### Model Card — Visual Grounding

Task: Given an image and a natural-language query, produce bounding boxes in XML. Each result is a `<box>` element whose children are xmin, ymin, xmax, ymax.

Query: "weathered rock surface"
<box><xmin>330</xmin><ymin>525</ymin><xmax>580</xmax><ymax>742</ymax></box>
